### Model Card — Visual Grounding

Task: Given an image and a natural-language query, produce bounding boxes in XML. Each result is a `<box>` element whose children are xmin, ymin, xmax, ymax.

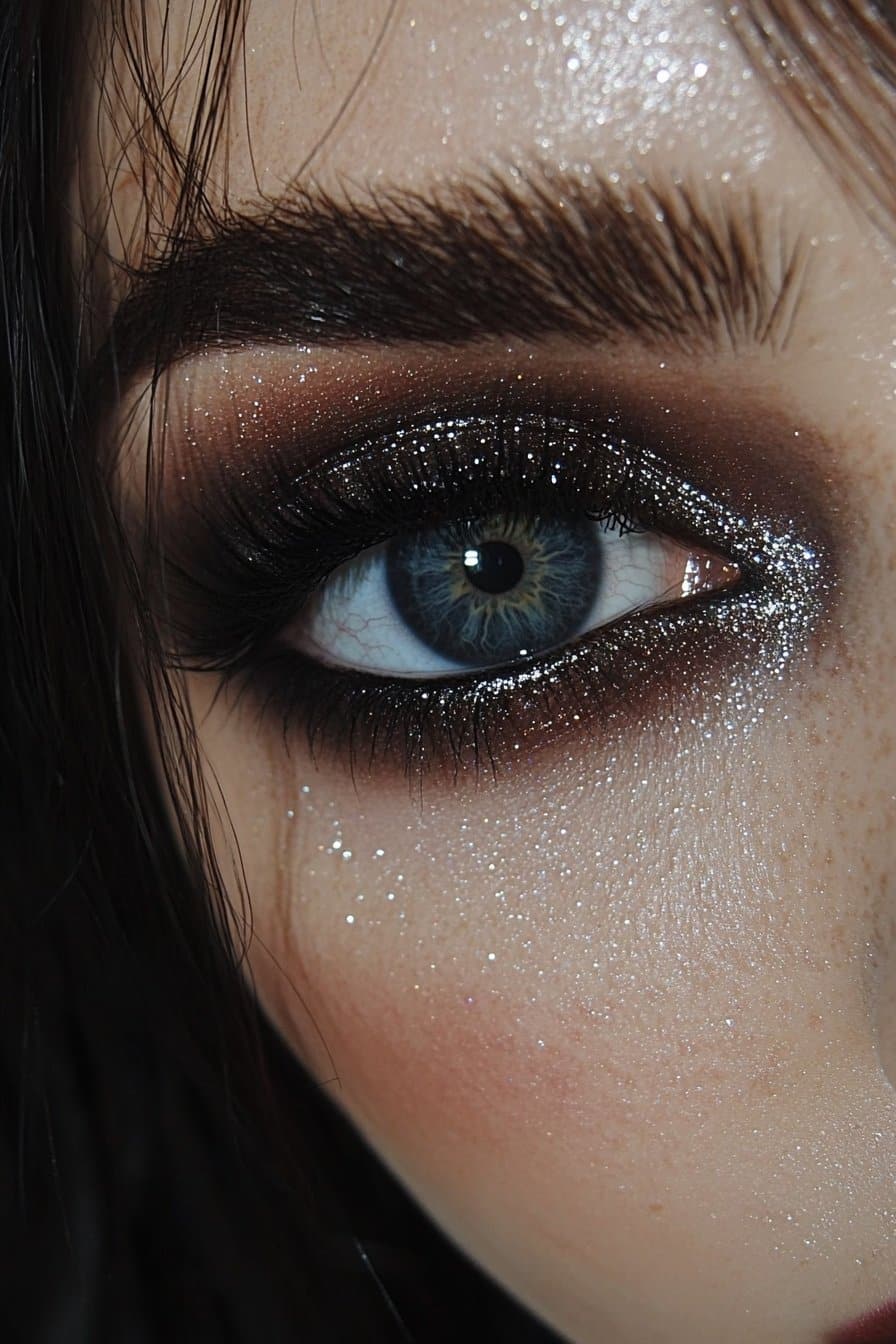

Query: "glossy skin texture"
<box><xmin>87</xmin><ymin>3</ymin><xmax>896</xmax><ymax>1341</ymax></box>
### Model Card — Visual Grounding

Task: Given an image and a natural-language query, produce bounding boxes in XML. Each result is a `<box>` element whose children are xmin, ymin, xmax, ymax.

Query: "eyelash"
<box><xmin>162</xmin><ymin>397</ymin><xmax>818</xmax><ymax>780</ymax></box>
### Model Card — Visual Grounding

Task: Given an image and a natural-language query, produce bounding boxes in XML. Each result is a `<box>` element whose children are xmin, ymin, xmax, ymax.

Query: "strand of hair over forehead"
<box><xmin>728</xmin><ymin>0</ymin><xmax>896</xmax><ymax>242</ymax></box>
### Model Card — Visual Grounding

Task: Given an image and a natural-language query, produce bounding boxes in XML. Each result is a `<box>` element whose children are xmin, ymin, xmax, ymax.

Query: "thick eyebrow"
<box><xmin>100</xmin><ymin>168</ymin><xmax>811</xmax><ymax>389</ymax></box>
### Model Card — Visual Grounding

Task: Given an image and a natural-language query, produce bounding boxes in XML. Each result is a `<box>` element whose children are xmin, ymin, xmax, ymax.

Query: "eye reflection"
<box><xmin>288</xmin><ymin>509</ymin><xmax>740</xmax><ymax>678</ymax></box>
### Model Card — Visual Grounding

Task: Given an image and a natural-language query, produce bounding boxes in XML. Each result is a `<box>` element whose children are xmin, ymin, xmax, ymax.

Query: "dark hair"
<box><xmin>1</xmin><ymin>2</ymin><xmax>893</xmax><ymax>1340</ymax></box>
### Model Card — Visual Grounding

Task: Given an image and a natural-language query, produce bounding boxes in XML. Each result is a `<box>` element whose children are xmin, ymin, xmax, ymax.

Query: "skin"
<box><xmin>85</xmin><ymin>2</ymin><xmax>896</xmax><ymax>1341</ymax></box>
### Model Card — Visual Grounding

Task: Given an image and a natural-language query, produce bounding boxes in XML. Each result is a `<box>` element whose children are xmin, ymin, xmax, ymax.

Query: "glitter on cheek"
<box><xmin>259</xmin><ymin>647</ymin><xmax>864</xmax><ymax>1283</ymax></box>
<box><xmin>270</xmin><ymin>543</ymin><xmax>825</xmax><ymax>1038</ymax></box>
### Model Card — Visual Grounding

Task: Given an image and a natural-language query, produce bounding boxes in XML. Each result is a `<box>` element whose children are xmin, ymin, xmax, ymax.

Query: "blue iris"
<box><xmin>386</xmin><ymin>514</ymin><xmax>603</xmax><ymax>668</ymax></box>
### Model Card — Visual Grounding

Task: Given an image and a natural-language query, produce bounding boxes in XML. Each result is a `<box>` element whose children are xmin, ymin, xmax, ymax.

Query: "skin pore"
<box><xmin>87</xmin><ymin>2</ymin><xmax>896</xmax><ymax>1341</ymax></box>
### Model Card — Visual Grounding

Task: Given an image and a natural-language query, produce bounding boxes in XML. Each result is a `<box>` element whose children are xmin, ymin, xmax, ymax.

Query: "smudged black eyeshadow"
<box><xmin>157</xmin><ymin>395</ymin><xmax>828</xmax><ymax>781</ymax></box>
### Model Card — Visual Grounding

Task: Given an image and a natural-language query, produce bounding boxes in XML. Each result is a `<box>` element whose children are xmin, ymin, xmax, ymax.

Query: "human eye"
<box><xmin>163</xmin><ymin>392</ymin><xmax>826</xmax><ymax>780</ymax></box>
<box><xmin>289</xmin><ymin>508</ymin><xmax>735</xmax><ymax>678</ymax></box>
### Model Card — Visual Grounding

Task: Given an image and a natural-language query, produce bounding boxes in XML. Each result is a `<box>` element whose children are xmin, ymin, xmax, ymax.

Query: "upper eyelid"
<box><xmin>157</xmin><ymin>409</ymin><xmax>665</xmax><ymax>663</ymax></box>
<box><xmin>141</xmin><ymin>359</ymin><xmax>840</xmax><ymax>615</ymax></box>
<box><xmin>153</xmin><ymin>380</ymin><xmax>825</xmax><ymax>574</ymax></box>
<box><xmin>125</xmin><ymin>333</ymin><xmax>832</xmax><ymax>545</ymax></box>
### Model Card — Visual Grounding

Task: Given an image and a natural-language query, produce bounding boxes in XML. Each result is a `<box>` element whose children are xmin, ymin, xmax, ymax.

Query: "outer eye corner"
<box><xmin>680</xmin><ymin>550</ymin><xmax>741</xmax><ymax>601</ymax></box>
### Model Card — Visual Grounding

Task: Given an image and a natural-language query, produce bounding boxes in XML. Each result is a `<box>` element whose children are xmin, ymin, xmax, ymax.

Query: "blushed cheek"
<box><xmin>239</xmin><ymin>718</ymin><xmax>850</xmax><ymax>1162</ymax></box>
<box><xmin>250</xmin><ymin>855</ymin><xmax>896</xmax><ymax>1344</ymax></box>
<box><xmin>202</xmin><ymin>688</ymin><xmax>896</xmax><ymax>1339</ymax></box>
<box><xmin>225</xmin><ymin>691</ymin><xmax>875</xmax><ymax>1111</ymax></box>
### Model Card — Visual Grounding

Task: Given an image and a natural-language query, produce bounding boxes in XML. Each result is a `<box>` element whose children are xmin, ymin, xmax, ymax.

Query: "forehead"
<box><xmin>233</xmin><ymin>0</ymin><xmax>774</xmax><ymax>181</ymax></box>
<box><xmin>91</xmin><ymin>0</ymin><xmax>820</xmax><ymax>270</ymax></box>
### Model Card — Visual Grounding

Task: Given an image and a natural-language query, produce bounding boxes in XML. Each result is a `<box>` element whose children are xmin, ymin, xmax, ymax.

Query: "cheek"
<box><xmin>240</xmin><ymin>705</ymin><xmax>865</xmax><ymax>1092</ymax></box>
<box><xmin>191</xmin><ymin>672</ymin><xmax>896</xmax><ymax>1341</ymax></box>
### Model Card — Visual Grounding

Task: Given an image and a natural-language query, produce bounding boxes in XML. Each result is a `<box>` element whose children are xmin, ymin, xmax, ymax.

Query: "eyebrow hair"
<box><xmin>100</xmin><ymin>168</ymin><xmax>811</xmax><ymax>390</ymax></box>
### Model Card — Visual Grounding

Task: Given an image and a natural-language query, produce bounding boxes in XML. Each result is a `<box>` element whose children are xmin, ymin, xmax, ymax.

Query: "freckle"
<box><xmin>648</xmin><ymin>1202</ymin><xmax>665</xmax><ymax>1215</ymax></box>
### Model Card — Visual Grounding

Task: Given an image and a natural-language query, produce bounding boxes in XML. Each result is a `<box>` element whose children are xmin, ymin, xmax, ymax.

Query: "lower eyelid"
<box><xmin>230</xmin><ymin>580</ymin><xmax>762</xmax><ymax>787</ymax></box>
<box><xmin>247</xmin><ymin>511</ymin><xmax>824</xmax><ymax>784</ymax></box>
<box><xmin>193</xmin><ymin>503</ymin><xmax>825</xmax><ymax>786</ymax></box>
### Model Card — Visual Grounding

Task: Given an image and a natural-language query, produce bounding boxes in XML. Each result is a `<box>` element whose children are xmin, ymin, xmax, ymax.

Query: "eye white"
<box><xmin>285</xmin><ymin>519</ymin><xmax>735</xmax><ymax>678</ymax></box>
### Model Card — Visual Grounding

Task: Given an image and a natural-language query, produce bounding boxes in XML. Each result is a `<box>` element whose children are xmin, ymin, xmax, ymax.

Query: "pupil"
<box><xmin>463</xmin><ymin>540</ymin><xmax>525</xmax><ymax>595</ymax></box>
